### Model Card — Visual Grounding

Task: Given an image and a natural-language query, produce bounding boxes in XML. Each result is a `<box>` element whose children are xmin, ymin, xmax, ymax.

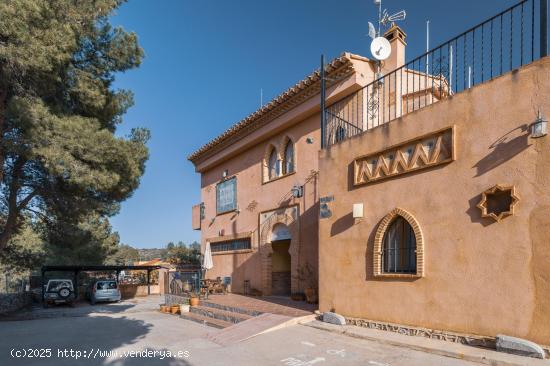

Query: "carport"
<box><xmin>41</xmin><ymin>265</ymin><xmax>166</xmax><ymax>302</ymax></box>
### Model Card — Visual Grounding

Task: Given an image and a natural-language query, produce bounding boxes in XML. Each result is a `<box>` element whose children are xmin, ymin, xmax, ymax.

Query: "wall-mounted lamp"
<box><xmin>291</xmin><ymin>185</ymin><xmax>304</xmax><ymax>198</ymax></box>
<box><xmin>222</xmin><ymin>169</ymin><xmax>229</xmax><ymax>179</ymax></box>
<box><xmin>306</xmin><ymin>137</ymin><xmax>314</xmax><ymax>144</ymax></box>
<box><xmin>353</xmin><ymin>203</ymin><xmax>364</xmax><ymax>220</ymax></box>
<box><xmin>531</xmin><ymin>110</ymin><xmax>548</xmax><ymax>138</ymax></box>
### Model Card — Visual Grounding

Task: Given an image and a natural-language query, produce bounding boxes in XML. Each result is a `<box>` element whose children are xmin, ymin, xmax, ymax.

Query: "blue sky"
<box><xmin>109</xmin><ymin>0</ymin><xmax>520</xmax><ymax>248</ymax></box>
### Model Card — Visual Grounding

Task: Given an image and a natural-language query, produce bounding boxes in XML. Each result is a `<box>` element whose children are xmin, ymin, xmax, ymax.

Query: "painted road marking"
<box><xmin>368</xmin><ymin>361</ymin><xmax>390</xmax><ymax>366</ymax></box>
<box><xmin>326</xmin><ymin>349</ymin><xmax>346</xmax><ymax>358</ymax></box>
<box><xmin>280</xmin><ymin>357</ymin><xmax>325</xmax><ymax>365</ymax></box>
<box><xmin>301</xmin><ymin>341</ymin><xmax>316</xmax><ymax>347</ymax></box>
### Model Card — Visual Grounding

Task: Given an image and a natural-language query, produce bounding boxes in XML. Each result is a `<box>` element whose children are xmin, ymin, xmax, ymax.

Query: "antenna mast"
<box><xmin>368</xmin><ymin>0</ymin><xmax>406</xmax><ymax>78</ymax></box>
<box><xmin>426</xmin><ymin>20</ymin><xmax>430</xmax><ymax>75</ymax></box>
<box><xmin>376</xmin><ymin>0</ymin><xmax>382</xmax><ymax>37</ymax></box>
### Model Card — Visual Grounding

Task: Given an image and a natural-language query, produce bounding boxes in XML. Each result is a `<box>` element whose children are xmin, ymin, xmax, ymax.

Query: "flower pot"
<box><xmin>305</xmin><ymin>288</ymin><xmax>317</xmax><ymax>304</ymax></box>
<box><xmin>160</xmin><ymin>305</ymin><xmax>169</xmax><ymax>313</ymax></box>
<box><xmin>180</xmin><ymin>304</ymin><xmax>190</xmax><ymax>313</ymax></box>
<box><xmin>189</xmin><ymin>297</ymin><xmax>199</xmax><ymax>307</ymax></box>
<box><xmin>170</xmin><ymin>305</ymin><xmax>180</xmax><ymax>314</ymax></box>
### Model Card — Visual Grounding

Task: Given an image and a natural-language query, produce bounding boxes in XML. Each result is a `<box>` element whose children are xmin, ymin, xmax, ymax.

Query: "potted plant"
<box><xmin>179</xmin><ymin>298</ymin><xmax>190</xmax><ymax>313</ymax></box>
<box><xmin>293</xmin><ymin>263</ymin><xmax>318</xmax><ymax>304</ymax></box>
<box><xmin>160</xmin><ymin>304</ymin><xmax>169</xmax><ymax>313</ymax></box>
<box><xmin>170</xmin><ymin>304</ymin><xmax>180</xmax><ymax>314</ymax></box>
<box><xmin>189</xmin><ymin>294</ymin><xmax>199</xmax><ymax>307</ymax></box>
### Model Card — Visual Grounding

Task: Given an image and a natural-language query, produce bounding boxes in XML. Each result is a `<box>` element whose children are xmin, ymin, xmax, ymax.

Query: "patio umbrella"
<box><xmin>202</xmin><ymin>241</ymin><xmax>213</xmax><ymax>270</ymax></box>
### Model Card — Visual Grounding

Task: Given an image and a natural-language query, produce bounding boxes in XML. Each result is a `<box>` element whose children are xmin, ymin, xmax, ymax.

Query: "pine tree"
<box><xmin>0</xmin><ymin>0</ymin><xmax>149</xmax><ymax>250</ymax></box>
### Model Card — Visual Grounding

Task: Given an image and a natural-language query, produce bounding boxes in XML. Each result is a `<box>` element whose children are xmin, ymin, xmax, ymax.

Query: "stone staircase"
<box><xmin>180</xmin><ymin>300</ymin><xmax>262</xmax><ymax>329</ymax></box>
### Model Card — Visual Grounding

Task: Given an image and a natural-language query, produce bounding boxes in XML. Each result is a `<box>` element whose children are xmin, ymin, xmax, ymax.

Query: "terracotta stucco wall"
<box><xmin>318</xmin><ymin>57</ymin><xmax>550</xmax><ymax>345</ymax></box>
<box><xmin>200</xmin><ymin>113</ymin><xmax>321</xmax><ymax>294</ymax></box>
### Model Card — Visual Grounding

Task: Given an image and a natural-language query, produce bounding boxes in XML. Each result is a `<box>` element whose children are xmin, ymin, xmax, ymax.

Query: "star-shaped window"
<box><xmin>477</xmin><ymin>185</ymin><xmax>519</xmax><ymax>222</ymax></box>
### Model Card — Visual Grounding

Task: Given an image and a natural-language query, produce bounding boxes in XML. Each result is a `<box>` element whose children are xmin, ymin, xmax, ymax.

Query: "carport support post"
<box><xmin>41</xmin><ymin>269</ymin><xmax>45</xmax><ymax>304</ymax></box>
<box><xmin>73</xmin><ymin>270</ymin><xmax>79</xmax><ymax>299</ymax></box>
<box><xmin>147</xmin><ymin>269</ymin><xmax>151</xmax><ymax>295</ymax></box>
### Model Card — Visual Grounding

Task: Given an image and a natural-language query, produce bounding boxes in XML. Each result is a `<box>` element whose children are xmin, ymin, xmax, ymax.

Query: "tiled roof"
<box><xmin>187</xmin><ymin>52</ymin><xmax>358</xmax><ymax>165</ymax></box>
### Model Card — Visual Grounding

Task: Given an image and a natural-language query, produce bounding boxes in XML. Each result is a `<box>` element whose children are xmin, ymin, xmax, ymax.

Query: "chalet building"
<box><xmin>189</xmin><ymin>0</ymin><xmax>550</xmax><ymax>349</ymax></box>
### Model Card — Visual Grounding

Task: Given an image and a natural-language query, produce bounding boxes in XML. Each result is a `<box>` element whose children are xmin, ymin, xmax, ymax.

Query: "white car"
<box><xmin>43</xmin><ymin>279</ymin><xmax>76</xmax><ymax>307</ymax></box>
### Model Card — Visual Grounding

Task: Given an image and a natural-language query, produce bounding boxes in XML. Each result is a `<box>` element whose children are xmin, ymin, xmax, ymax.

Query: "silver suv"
<box><xmin>88</xmin><ymin>279</ymin><xmax>121</xmax><ymax>305</ymax></box>
<box><xmin>43</xmin><ymin>279</ymin><xmax>76</xmax><ymax>307</ymax></box>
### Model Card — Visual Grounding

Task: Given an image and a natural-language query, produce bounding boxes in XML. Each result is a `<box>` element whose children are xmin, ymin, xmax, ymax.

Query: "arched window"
<box><xmin>373</xmin><ymin>208</ymin><xmax>424</xmax><ymax>277</ymax></box>
<box><xmin>283</xmin><ymin>140</ymin><xmax>294</xmax><ymax>174</ymax></box>
<box><xmin>382</xmin><ymin>217</ymin><xmax>416</xmax><ymax>274</ymax></box>
<box><xmin>268</xmin><ymin>148</ymin><xmax>279</xmax><ymax>180</ymax></box>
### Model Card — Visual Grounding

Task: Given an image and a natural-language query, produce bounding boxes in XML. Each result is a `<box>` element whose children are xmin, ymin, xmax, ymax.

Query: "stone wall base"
<box><xmin>346</xmin><ymin>317</ymin><xmax>495</xmax><ymax>347</ymax></box>
<box><xmin>345</xmin><ymin>317</ymin><xmax>550</xmax><ymax>357</ymax></box>
<box><xmin>0</xmin><ymin>292</ymin><xmax>32</xmax><ymax>314</ymax></box>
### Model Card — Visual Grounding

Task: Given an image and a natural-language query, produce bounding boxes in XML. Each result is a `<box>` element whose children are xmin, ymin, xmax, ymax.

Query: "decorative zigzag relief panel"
<box><xmin>354</xmin><ymin>126</ymin><xmax>455</xmax><ymax>186</ymax></box>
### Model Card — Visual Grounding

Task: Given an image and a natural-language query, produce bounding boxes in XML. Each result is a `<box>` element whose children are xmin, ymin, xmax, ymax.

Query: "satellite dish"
<box><xmin>370</xmin><ymin>37</ymin><xmax>391</xmax><ymax>61</ymax></box>
<box><xmin>368</xmin><ymin>22</ymin><xmax>376</xmax><ymax>40</ymax></box>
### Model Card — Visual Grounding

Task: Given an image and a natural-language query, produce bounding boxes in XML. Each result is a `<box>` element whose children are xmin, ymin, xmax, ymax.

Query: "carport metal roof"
<box><xmin>41</xmin><ymin>265</ymin><xmax>167</xmax><ymax>272</ymax></box>
<box><xmin>41</xmin><ymin>265</ymin><xmax>169</xmax><ymax>301</ymax></box>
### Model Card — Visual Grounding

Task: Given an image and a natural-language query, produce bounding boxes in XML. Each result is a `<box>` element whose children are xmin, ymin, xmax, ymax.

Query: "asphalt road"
<box><xmin>0</xmin><ymin>299</ymin><xmax>483</xmax><ymax>366</ymax></box>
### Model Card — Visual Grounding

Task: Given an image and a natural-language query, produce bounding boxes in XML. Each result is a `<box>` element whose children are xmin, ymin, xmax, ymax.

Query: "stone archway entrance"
<box><xmin>259</xmin><ymin>206</ymin><xmax>299</xmax><ymax>296</ymax></box>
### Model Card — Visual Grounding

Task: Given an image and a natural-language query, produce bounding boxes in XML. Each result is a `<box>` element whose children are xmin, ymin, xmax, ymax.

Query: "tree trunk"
<box><xmin>0</xmin><ymin>157</ymin><xmax>25</xmax><ymax>251</ymax></box>
<box><xmin>0</xmin><ymin>89</ymin><xmax>6</xmax><ymax>184</ymax></box>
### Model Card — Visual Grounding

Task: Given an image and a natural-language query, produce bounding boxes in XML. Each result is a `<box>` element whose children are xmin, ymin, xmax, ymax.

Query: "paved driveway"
<box><xmin>0</xmin><ymin>297</ymin><xmax>484</xmax><ymax>366</ymax></box>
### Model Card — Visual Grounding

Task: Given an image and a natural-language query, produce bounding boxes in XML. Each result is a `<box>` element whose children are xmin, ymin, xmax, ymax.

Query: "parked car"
<box><xmin>87</xmin><ymin>279</ymin><xmax>121</xmax><ymax>305</ymax></box>
<box><xmin>43</xmin><ymin>279</ymin><xmax>76</xmax><ymax>307</ymax></box>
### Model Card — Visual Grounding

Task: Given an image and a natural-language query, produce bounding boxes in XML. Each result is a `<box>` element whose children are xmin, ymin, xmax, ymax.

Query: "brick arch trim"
<box><xmin>373</xmin><ymin>207</ymin><xmax>424</xmax><ymax>278</ymax></box>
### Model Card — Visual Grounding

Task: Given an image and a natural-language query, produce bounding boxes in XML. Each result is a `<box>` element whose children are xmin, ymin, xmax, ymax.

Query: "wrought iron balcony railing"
<box><xmin>321</xmin><ymin>0</ymin><xmax>549</xmax><ymax>148</ymax></box>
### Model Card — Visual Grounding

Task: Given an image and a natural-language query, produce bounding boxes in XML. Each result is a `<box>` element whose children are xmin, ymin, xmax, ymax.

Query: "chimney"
<box><xmin>384</xmin><ymin>23</ymin><xmax>407</xmax><ymax>70</ymax></box>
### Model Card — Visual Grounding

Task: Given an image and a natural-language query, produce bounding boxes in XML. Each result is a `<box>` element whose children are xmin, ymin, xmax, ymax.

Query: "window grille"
<box><xmin>382</xmin><ymin>217</ymin><xmax>417</xmax><ymax>274</ymax></box>
<box><xmin>211</xmin><ymin>238</ymin><xmax>251</xmax><ymax>253</ymax></box>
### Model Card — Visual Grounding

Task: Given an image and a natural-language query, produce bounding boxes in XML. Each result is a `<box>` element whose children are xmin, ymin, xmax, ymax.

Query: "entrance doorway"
<box><xmin>271</xmin><ymin>240</ymin><xmax>291</xmax><ymax>295</ymax></box>
<box><xmin>271</xmin><ymin>224</ymin><xmax>292</xmax><ymax>296</ymax></box>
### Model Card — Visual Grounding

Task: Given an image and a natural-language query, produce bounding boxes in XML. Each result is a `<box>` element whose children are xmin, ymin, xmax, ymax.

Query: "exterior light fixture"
<box><xmin>306</xmin><ymin>137</ymin><xmax>314</xmax><ymax>144</ymax></box>
<box><xmin>222</xmin><ymin>170</ymin><xmax>229</xmax><ymax>178</ymax></box>
<box><xmin>291</xmin><ymin>185</ymin><xmax>304</xmax><ymax>198</ymax></box>
<box><xmin>353</xmin><ymin>203</ymin><xmax>364</xmax><ymax>219</ymax></box>
<box><xmin>531</xmin><ymin>110</ymin><xmax>548</xmax><ymax>138</ymax></box>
